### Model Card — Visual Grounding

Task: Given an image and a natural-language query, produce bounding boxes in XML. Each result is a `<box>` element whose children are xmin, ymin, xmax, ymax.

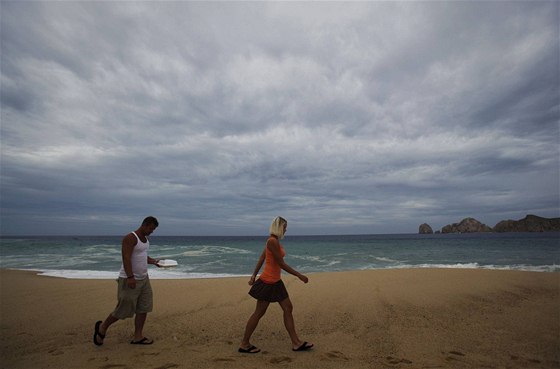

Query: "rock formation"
<box><xmin>493</xmin><ymin>214</ymin><xmax>560</xmax><ymax>232</ymax></box>
<box><xmin>418</xmin><ymin>223</ymin><xmax>433</xmax><ymax>234</ymax></box>
<box><xmin>421</xmin><ymin>214</ymin><xmax>560</xmax><ymax>234</ymax></box>
<box><xmin>441</xmin><ymin>217</ymin><xmax>493</xmax><ymax>234</ymax></box>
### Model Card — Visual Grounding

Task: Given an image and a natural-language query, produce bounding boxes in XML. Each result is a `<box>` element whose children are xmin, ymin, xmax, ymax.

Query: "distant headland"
<box><xmin>419</xmin><ymin>214</ymin><xmax>560</xmax><ymax>234</ymax></box>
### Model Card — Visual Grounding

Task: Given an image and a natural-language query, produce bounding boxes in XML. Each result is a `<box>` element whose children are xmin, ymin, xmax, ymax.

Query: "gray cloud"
<box><xmin>1</xmin><ymin>1</ymin><xmax>558</xmax><ymax>236</ymax></box>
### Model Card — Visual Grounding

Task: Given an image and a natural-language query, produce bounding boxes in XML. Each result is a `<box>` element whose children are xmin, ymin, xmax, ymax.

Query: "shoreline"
<box><xmin>1</xmin><ymin>268</ymin><xmax>559</xmax><ymax>368</ymax></box>
<box><xmin>4</xmin><ymin>262</ymin><xmax>559</xmax><ymax>280</ymax></box>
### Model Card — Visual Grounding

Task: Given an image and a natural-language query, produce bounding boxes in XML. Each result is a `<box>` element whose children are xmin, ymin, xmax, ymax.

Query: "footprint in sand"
<box><xmin>154</xmin><ymin>364</ymin><xmax>180</xmax><ymax>369</ymax></box>
<box><xmin>213</xmin><ymin>358</ymin><xmax>236</xmax><ymax>362</ymax></box>
<box><xmin>48</xmin><ymin>348</ymin><xmax>64</xmax><ymax>356</ymax></box>
<box><xmin>321</xmin><ymin>351</ymin><xmax>349</xmax><ymax>361</ymax></box>
<box><xmin>140</xmin><ymin>351</ymin><xmax>160</xmax><ymax>356</ymax></box>
<box><xmin>269</xmin><ymin>356</ymin><xmax>293</xmax><ymax>364</ymax></box>
<box><xmin>386</xmin><ymin>356</ymin><xmax>413</xmax><ymax>365</ymax></box>
<box><xmin>444</xmin><ymin>350</ymin><xmax>466</xmax><ymax>362</ymax></box>
<box><xmin>448</xmin><ymin>351</ymin><xmax>465</xmax><ymax>356</ymax></box>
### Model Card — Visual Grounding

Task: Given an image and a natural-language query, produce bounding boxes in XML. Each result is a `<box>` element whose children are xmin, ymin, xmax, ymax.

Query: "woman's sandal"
<box><xmin>293</xmin><ymin>341</ymin><xmax>314</xmax><ymax>351</ymax></box>
<box><xmin>238</xmin><ymin>345</ymin><xmax>261</xmax><ymax>354</ymax></box>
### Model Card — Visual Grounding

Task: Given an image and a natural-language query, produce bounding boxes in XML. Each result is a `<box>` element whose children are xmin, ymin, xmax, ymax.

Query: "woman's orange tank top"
<box><xmin>259</xmin><ymin>240</ymin><xmax>286</xmax><ymax>284</ymax></box>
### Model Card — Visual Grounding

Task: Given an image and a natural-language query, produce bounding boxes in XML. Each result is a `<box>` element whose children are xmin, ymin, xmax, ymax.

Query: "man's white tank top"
<box><xmin>119</xmin><ymin>231</ymin><xmax>149</xmax><ymax>280</ymax></box>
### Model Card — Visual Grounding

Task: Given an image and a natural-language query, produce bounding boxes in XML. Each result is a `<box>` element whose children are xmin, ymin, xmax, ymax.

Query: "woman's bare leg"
<box><xmin>278</xmin><ymin>297</ymin><xmax>305</xmax><ymax>349</ymax></box>
<box><xmin>240</xmin><ymin>300</ymin><xmax>270</xmax><ymax>349</ymax></box>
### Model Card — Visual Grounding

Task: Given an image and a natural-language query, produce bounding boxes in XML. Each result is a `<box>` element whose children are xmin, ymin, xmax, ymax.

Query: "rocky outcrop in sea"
<box><xmin>418</xmin><ymin>214</ymin><xmax>560</xmax><ymax>234</ymax></box>
<box><xmin>418</xmin><ymin>223</ymin><xmax>433</xmax><ymax>234</ymax></box>
<box><xmin>493</xmin><ymin>214</ymin><xmax>560</xmax><ymax>232</ymax></box>
<box><xmin>441</xmin><ymin>217</ymin><xmax>493</xmax><ymax>234</ymax></box>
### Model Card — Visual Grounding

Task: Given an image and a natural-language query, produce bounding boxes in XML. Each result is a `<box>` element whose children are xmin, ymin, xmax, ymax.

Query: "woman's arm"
<box><xmin>267</xmin><ymin>238</ymin><xmax>308</xmax><ymax>283</ymax></box>
<box><xmin>248</xmin><ymin>249</ymin><xmax>266</xmax><ymax>285</ymax></box>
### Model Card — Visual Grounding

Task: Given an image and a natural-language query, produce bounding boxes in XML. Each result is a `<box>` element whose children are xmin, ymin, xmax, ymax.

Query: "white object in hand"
<box><xmin>157</xmin><ymin>259</ymin><xmax>178</xmax><ymax>268</ymax></box>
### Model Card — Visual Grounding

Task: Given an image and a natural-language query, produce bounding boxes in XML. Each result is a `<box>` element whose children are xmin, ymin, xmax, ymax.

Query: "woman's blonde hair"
<box><xmin>269</xmin><ymin>216</ymin><xmax>287</xmax><ymax>239</ymax></box>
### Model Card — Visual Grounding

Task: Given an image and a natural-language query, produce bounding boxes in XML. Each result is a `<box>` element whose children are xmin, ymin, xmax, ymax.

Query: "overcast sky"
<box><xmin>1</xmin><ymin>1</ymin><xmax>558</xmax><ymax>236</ymax></box>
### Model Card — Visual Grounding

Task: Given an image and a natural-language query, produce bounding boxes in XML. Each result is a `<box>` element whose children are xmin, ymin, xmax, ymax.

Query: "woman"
<box><xmin>239</xmin><ymin>216</ymin><xmax>314</xmax><ymax>353</ymax></box>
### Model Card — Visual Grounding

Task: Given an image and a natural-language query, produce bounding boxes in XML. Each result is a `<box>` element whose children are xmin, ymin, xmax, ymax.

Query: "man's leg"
<box><xmin>94</xmin><ymin>314</ymin><xmax>119</xmax><ymax>345</ymax></box>
<box><xmin>101</xmin><ymin>314</ymin><xmax>119</xmax><ymax>335</ymax></box>
<box><xmin>133</xmin><ymin>313</ymin><xmax>147</xmax><ymax>341</ymax></box>
<box><xmin>103</xmin><ymin>278</ymin><xmax>134</xmax><ymax>341</ymax></box>
<box><xmin>131</xmin><ymin>278</ymin><xmax>153</xmax><ymax>343</ymax></box>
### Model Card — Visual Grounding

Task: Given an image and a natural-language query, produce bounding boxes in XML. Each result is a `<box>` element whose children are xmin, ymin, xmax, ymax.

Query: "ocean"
<box><xmin>0</xmin><ymin>233</ymin><xmax>558</xmax><ymax>279</ymax></box>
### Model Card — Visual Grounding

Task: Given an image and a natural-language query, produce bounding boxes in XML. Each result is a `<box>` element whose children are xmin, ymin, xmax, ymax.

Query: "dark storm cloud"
<box><xmin>1</xmin><ymin>1</ymin><xmax>558</xmax><ymax>235</ymax></box>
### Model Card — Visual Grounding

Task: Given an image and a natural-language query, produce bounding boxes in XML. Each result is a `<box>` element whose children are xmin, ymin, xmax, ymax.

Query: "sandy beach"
<box><xmin>0</xmin><ymin>268</ymin><xmax>558</xmax><ymax>369</ymax></box>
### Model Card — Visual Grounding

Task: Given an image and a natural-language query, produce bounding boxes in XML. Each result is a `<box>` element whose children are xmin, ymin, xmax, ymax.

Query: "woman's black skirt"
<box><xmin>248</xmin><ymin>279</ymin><xmax>289</xmax><ymax>302</ymax></box>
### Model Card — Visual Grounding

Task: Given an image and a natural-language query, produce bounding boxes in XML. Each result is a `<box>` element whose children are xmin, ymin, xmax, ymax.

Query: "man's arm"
<box><xmin>147</xmin><ymin>256</ymin><xmax>160</xmax><ymax>266</ymax></box>
<box><xmin>121</xmin><ymin>233</ymin><xmax>136</xmax><ymax>287</ymax></box>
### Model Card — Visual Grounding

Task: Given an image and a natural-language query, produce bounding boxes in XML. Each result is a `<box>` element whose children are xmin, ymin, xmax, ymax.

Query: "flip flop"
<box><xmin>238</xmin><ymin>345</ymin><xmax>261</xmax><ymax>354</ymax></box>
<box><xmin>130</xmin><ymin>337</ymin><xmax>154</xmax><ymax>345</ymax></box>
<box><xmin>93</xmin><ymin>320</ymin><xmax>105</xmax><ymax>346</ymax></box>
<box><xmin>293</xmin><ymin>341</ymin><xmax>314</xmax><ymax>351</ymax></box>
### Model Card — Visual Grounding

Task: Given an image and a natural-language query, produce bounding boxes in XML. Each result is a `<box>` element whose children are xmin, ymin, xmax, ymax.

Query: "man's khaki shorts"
<box><xmin>111</xmin><ymin>277</ymin><xmax>153</xmax><ymax>319</ymax></box>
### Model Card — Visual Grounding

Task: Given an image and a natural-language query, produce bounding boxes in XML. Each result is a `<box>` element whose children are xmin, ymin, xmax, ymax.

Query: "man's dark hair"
<box><xmin>142</xmin><ymin>216</ymin><xmax>159</xmax><ymax>227</ymax></box>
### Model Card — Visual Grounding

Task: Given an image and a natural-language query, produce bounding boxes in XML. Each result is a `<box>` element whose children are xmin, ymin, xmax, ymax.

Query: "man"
<box><xmin>93</xmin><ymin>216</ymin><xmax>161</xmax><ymax>345</ymax></box>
